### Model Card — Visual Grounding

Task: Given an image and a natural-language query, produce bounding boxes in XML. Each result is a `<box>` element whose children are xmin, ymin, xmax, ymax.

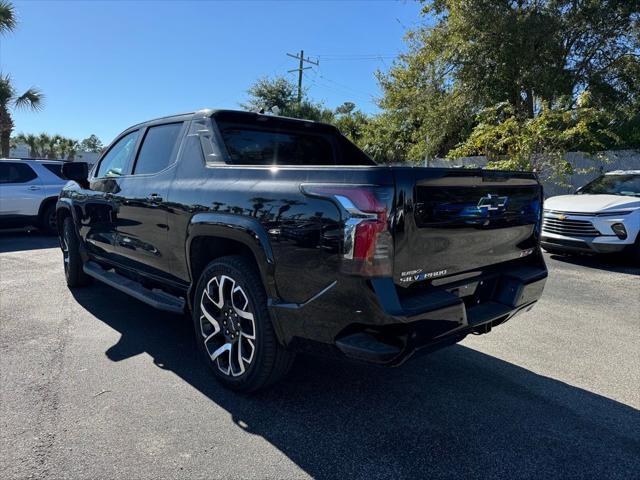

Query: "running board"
<box><xmin>83</xmin><ymin>261</ymin><xmax>185</xmax><ymax>314</ymax></box>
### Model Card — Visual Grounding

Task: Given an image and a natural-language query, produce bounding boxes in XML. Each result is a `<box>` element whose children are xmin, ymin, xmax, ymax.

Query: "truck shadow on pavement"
<box><xmin>547</xmin><ymin>252</ymin><xmax>640</xmax><ymax>275</ymax></box>
<box><xmin>71</xmin><ymin>285</ymin><xmax>640</xmax><ymax>479</ymax></box>
<box><xmin>0</xmin><ymin>231</ymin><xmax>59</xmax><ymax>253</ymax></box>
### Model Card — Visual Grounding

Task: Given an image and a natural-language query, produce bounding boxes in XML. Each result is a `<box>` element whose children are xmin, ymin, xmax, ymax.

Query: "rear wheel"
<box><xmin>39</xmin><ymin>203</ymin><xmax>57</xmax><ymax>235</ymax></box>
<box><xmin>192</xmin><ymin>255</ymin><xmax>294</xmax><ymax>392</ymax></box>
<box><xmin>61</xmin><ymin>216</ymin><xmax>92</xmax><ymax>288</ymax></box>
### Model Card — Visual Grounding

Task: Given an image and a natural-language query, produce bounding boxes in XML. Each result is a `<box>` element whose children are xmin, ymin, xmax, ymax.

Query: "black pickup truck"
<box><xmin>58</xmin><ymin>109</ymin><xmax>547</xmax><ymax>392</ymax></box>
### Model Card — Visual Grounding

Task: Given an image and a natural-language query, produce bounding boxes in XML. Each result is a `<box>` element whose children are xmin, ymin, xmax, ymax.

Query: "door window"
<box><xmin>133</xmin><ymin>123</ymin><xmax>183</xmax><ymax>175</ymax></box>
<box><xmin>96</xmin><ymin>130</ymin><xmax>139</xmax><ymax>178</ymax></box>
<box><xmin>0</xmin><ymin>162</ymin><xmax>38</xmax><ymax>184</ymax></box>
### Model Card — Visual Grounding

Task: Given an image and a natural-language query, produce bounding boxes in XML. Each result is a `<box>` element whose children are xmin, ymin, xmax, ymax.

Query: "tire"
<box><xmin>61</xmin><ymin>216</ymin><xmax>92</xmax><ymax>288</ymax></box>
<box><xmin>39</xmin><ymin>203</ymin><xmax>57</xmax><ymax>235</ymax></box>
<box><xmin>192</xmin><ymin>255</ymin><xmax>294</xmax><ymax>392</ymax></box>
<box><xmin>628</xmin><ymin>236</ymin><xmax>640</xmax><ymax>266</ymax></box>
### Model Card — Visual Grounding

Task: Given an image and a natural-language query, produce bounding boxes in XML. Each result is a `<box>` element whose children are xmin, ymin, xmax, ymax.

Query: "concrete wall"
<box><xmin>427</xmin><ymin>150</ymin><xmax>640</xmax><ymax>197</ymax></box>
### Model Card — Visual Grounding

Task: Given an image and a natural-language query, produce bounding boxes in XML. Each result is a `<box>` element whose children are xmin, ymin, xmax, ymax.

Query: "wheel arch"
<box><xmin>55</xmin><ymin>200</ymin><xmax>73</xmax><ymax>235</ymax></box>
<box><xmin>186</xmin><ymin>213</ymin><xmax>278</xmax><ymax>309</ymax></box>
<box><xmin>38</xmin><ymin>196</ymin><xmax>59</xmax><ymax>221</ymax></box>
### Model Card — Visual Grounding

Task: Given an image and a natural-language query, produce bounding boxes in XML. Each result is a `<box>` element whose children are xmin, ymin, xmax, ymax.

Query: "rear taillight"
<box><xmin>301</xmin><ymin>185</ymin><xmax>393</xmax><ymax>277</ymax></box>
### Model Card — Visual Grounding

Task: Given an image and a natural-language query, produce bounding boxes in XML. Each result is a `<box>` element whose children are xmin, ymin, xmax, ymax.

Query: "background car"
<box><xmin>542</xmin><ymin>170</ymin><xmax>640</xmax><ymax>262</ymax></box>
<box><xmin>0</xmin><ymin>158</ymin><xmax>67</xmax><ymax>234</ymax></box>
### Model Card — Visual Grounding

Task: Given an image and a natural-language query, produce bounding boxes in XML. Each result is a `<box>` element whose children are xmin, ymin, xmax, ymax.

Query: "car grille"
<box><xmin>542</xmin><ymin>217</ymin><xmax>600</xmax><ymax>237</ymax></box>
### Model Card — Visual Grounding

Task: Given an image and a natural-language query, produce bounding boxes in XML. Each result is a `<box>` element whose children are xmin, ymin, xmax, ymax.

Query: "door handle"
<box><xmin>28</xmin><ymin>185</ymin><xmax>42</xmax><ymax>191</ymax></box>
<box><xmin>147</xmin><ymin>193</ymin><xmax>163</xmax><ymax>203</ymax></box>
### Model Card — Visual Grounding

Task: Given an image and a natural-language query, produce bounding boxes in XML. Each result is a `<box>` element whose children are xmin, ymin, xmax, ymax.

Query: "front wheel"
<box><xmin>193</xmin><ymin>255</ymin><xmax>294</xmax><ymax>392</ymax></box>
<box><xmin>61</xmin><ymin>216</ymin><xmax>92</xmax><ymax>288</ymax></box>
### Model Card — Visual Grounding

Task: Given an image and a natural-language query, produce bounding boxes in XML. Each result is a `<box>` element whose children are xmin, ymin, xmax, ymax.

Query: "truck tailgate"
<box><xmin>392</xmin><ymin>168</ymin><xmax>542</xmax><ymax>286</ymax></box>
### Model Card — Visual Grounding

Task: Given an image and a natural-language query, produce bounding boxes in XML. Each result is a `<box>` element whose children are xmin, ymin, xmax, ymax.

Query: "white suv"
<box><xmin>0</xmin><ymin>159</ymin><xmax>68</xmax><ymax>234</ymax></box>
<box><xmin>542</xmin><ymin>170</ymin><xmax>640</xmax><ymax>261</ymax></box>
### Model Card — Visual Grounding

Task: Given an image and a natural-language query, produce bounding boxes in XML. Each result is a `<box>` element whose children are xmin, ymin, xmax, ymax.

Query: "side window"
<box><xmin>133</xmin><ymin>123</ymin><xmax>183</xmax><ymax>175</ymax></box>
<box><xmin>42</xmin><ymin>163</ymin><xmax>64</xmax><ymax>179</ymax></box>
<box><xmin>0</xmin><ymin>162</ymin><xmax>38</xmax><ymax>184</ymax></box>
<box><xmin>96</xmin><ymin>130</ymin><xmax>139</xmax><ymax>178</ymax></box>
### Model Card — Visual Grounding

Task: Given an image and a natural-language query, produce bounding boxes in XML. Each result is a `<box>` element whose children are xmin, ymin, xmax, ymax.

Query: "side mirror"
<box><xmin>62</xmin><ymin>162</ymin><xmax>89</xmax><ymax>187</ymax></box>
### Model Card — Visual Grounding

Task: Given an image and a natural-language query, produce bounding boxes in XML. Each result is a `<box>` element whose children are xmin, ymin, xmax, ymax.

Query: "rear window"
<box><xmin>218</xmin><ymin>123</ymin><xmax>335</xmax><ymax>166</ymax></box>
<box><xmin>42</xmin><ymin>163</ymin><xmax>64</xmax><ymax>179</ymax></box>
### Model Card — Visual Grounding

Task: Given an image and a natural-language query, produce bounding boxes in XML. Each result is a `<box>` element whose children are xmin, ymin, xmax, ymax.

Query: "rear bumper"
<box><xmin>335</xmin><ymin>263</ymin><xmax>547</xmax><ymax>365</ymax></box>
<box><xmin>270</xmin><ymin>255</ymin><xmax>547</xmax><ymax>366</ymax></box>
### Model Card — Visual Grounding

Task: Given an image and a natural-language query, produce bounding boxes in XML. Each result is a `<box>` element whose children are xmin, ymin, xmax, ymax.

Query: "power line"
<box><xmin>286</xmin><ymin>50</ymin><xmax>319</xmax><ymax>104</ymax></box>
<box><xmin>307</xmin><ymin>68</ymin><xmax>377</xmax><ymax>104</ymax></box>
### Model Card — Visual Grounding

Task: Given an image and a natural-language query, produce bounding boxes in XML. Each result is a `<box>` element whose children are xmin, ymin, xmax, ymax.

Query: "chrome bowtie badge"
<box><xmin>477</xmin><ymin>194</ymin><xmax>509</xmax><ymax>211</ymax></box>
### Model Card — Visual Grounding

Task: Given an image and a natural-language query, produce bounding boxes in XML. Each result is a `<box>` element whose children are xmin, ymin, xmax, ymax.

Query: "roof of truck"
<box><xmin>127</xmin><ymin>108</ymin><xmax>332</xmax><ymax>131</ymax></box>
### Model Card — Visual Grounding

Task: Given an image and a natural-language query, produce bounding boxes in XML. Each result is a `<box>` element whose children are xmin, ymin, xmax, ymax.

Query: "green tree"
<box><xmin>0</xmin><ymin>0</ymin><xmax>17</xmax><ymax>35</ymax></box>
<box><xmin>376</xmin><ymin>0</ymin><xmax>640</xmax><ymax>162</ymax></box>
<box><xmin>333</xmin><ymin>102</ymin><xmax>370</xmax><ymax>145</ymax></box>
<box><xmin>242</xmin><ymin>76</ymin><xmax>335</xmax><ymax>122</ymax></box>
<box><xmin>0</xmin><ymin>2</ymin><xmax>44</xmax><ymax>157</ymax></box>
<box><xmin>448</xmin><ymin>95</ymin><xmax>620</xmax><ymax>182</ymax></box>
<box><xmin>80</xmin><ymin>134</ymin><xmax>104</xmax><ymax>153</ymax></box>
<box><xmin>13</xmin><ymin>132</ymin><xmax>80</xmax><ymax>159</ymax></box>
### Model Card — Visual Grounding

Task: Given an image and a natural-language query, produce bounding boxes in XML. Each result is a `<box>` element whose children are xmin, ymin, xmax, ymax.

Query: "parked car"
<box><xmin>542</xmin><ymin>170</ymin><xmax>640</xmax><ymax>261</ymax></box>
<box><xmin>0</xmin><ymin>158</ymin><xmax>67</xmax><ymax>234</ymax></box>
<box><xmin>57</xmin><ymin>109</ymin><xmax>547</xmax><ymax>392</ymax></box>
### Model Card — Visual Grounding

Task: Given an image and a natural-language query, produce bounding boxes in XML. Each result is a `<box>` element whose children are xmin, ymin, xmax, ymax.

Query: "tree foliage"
<box><xmin>0</xmin><ymin>3</ymin><xmax>45</xmax><ymax>157</ymax></box>
<box><xmin>13</xmin><ymin>132</ymin><xmax>84</xmax><ymax>160</ymax></box>
<box><xmin>80</xmin><ymin>134</ymin><xmax>104</xmax><ymax>153</ymax></box>
<box><xmin>0</xmin><ymin>0</ymin><xmax>16</xmax><ymax>35</ymax></box>
<box><xmin>448</xmin><ymin>95</ymin><xmax>620</xmax><ymax>181</ymax></box>
<box><xmin>241</xmin><ymin>76</ymin><xmax>334</xmax><ymax>122</ymax></box>
<box><xmin>376</xmin><ymin>0</ymin><xmax>640</xmax><ymax>166</ymax></box>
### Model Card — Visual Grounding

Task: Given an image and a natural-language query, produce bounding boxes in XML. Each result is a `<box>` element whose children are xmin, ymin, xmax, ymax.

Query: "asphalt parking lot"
<box><xmin>1</xmin><ymin>231</ymin><xmax>639</xmax><ymax>479</ymax></box>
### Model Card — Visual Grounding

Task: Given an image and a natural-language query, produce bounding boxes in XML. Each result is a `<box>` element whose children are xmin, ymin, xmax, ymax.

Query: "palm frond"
<box><xmin>0</xmin><ymin>73</ymin><xmax>15</xmax><ymax>105</ymax></box>
<box><xmin>0</xmin><ymin>1</ymin><xmax>17</xmax><ymax>36</ymax></box>
<box><xmin>14</xmin><ymin>87</ymin><xmax>44</xmax><ymax>111</ymax></box>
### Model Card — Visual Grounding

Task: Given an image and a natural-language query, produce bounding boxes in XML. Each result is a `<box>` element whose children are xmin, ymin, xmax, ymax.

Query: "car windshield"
<box><xmin>578</xmin><ymin>174</ymin><xmax>640</xmax><ymax>197</ymax></box>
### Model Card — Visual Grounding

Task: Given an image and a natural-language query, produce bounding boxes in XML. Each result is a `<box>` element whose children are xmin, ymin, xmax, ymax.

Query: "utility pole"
<box><xmin>287</xmin><ymin>50</ymin><xmax>319</xmax><ymax>104</ymax></box>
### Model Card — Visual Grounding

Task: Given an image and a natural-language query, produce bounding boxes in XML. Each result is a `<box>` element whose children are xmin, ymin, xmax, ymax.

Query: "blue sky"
<box><xmin>3</xmin><ymin>0</ymin><xmax>423</xmax><ymax>144</ymax></box>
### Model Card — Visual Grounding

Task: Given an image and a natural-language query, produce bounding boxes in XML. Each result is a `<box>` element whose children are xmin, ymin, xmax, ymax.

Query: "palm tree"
<box><xmin>0</xmin><ymin>3</ymin><xmax>45</xmax><ymax>157</ymax></box>
<box><xmin>12</xmin><ymin>132</ymin><xmax>41</xmax><ymax>157</ymax></box>
<box><xmin>0</xmin><ymin>75</ymin><xmax>44</xmax><ymax>157</ymax></box>
<box><xmin>0</xmin><ymin>1</ymin><xmax>17</xmax><ymax>35</ymax></box>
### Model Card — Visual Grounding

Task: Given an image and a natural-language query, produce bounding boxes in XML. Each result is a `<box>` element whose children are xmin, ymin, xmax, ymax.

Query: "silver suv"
<box><xmin>0</xmin><ymin>159</ymin><xmax>68</xmax><ymax>234</ymax></box>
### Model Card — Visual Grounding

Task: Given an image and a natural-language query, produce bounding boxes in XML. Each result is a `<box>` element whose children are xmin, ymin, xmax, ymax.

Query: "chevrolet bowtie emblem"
<box><xmin>558</xmin><ymin>214</ymin><xmax>567</xmax><ymax>220</ymax></box>
<box><xmin>477</xmin><ymin>194</ymin><xmax>508</xmax><ymax>211</ymax></box>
